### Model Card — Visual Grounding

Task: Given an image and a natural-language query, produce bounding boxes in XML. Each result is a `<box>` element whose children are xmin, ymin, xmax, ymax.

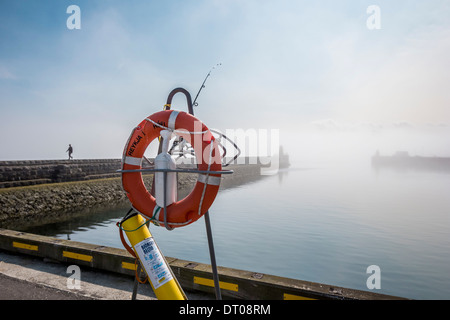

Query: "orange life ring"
<box><xmin>121</xmin><ymin>110</ymin><xmax>222</xmax><ymax>229</ymax></box>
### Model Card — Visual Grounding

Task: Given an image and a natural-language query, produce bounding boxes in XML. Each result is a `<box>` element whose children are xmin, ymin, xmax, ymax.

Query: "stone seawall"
<box><xmin>0</xmin><ymin>159</ymin><xmax>123</xmax><ymax>188</ymax></box>
<box><xmin>0</xmin><ymin>160</ymin><xmax>263</xmax><ymax>229</ymax></box>
<box><xmin>0</xmin><ymin>177</ymin><xmax>130</xmax><ymax>229</ymax></box>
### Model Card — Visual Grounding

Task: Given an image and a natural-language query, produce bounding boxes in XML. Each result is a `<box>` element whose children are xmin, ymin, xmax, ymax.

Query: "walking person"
<box><xmin>66</xmin><ymin>144</ymin><xmax>73</xmax><ymax>160</ymax></box>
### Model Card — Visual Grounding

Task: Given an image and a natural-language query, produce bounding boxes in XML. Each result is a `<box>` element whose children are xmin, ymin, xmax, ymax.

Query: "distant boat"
<box><xmin>372</xmin><ymin>151</ymin><xmax>450</xmax><ymax>172</ymax></box>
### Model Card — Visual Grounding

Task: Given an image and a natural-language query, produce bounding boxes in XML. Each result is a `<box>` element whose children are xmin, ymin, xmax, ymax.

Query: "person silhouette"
<box><xmin>66</xmin><ymin>144</ymin><xmax>73</xmax><ymax>160</ymax></box>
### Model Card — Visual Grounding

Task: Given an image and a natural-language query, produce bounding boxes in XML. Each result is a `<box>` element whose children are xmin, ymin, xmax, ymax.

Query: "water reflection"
<box><xmin>22</xmin><ymin>204</ymin><xmax>129</xmax><ymax>240</ymax></box>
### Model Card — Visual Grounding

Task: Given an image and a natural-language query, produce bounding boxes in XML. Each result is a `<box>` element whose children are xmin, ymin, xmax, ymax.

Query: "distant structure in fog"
<box><xmin>372</xmin><ymin>151</ymin><xmax>450</xmax><ymax>172</ymax></box>
<box><xmin>279</xmin><ymin>146</ymin><xmax>290</xmax><ymax>169</ymax></box>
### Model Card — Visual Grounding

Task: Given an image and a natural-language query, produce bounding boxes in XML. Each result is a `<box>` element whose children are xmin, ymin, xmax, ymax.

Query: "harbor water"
<box><xmin>22</xmin><ymin>159</ymin><xmax>450</xmax><ymax>300</ymax></box>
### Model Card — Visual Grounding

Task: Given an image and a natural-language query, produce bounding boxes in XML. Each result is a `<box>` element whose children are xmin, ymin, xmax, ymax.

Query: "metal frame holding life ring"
<box><xmin>121</xmin><ymin>110</ymin><xmax>222</xmax><ymax>229</ymax></box>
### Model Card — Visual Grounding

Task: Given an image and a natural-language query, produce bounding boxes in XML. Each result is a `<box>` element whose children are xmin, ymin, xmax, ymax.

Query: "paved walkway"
<box><xmin>0</xmin><ymin>273</ymin><xmax>90</xmax><ymax>300</ymax></box>
<box><xmin>0</xmin><ymin>250</ymin><xmax>212</xmax><ymax>300</ymax></box>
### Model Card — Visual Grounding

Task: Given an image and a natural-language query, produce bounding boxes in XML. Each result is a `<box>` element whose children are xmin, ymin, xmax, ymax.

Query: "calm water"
<box><xmin>23</xmin><ymin>160</ymin><xmax>450</xmax><ymax>300</ymax></box>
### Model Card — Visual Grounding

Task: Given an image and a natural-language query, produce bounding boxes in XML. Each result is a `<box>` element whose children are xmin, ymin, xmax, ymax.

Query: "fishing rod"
<box><xmin>190</xmin><ymin>63</ymin><xmax>240</xmax><ymax>166</ymax></box>
<box><xmin>192</xmin><ymin>63</ymin><xmax>222</xmax><ymax>107</ymax></box>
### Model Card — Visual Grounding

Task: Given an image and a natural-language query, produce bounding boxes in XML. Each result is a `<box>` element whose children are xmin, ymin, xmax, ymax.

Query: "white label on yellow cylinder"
<box><xmin>134</xmin><ymin>237</ymin><xmax>173</xmax><ymax>289</ymax></box>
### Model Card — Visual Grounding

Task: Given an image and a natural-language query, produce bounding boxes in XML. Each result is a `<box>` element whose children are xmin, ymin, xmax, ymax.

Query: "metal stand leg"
<box><xmin>204</xmin><ymin>210</ymin><xmax>222</xmax><ymax>300</ymax></box>
<box><xmin>131</xmin><ymin>261</ymin><xmax>145</xmax><ymax>300</ymax></box>
<box><xmin>131</xmin><ymin>274</ymin><xmax>139</xmax><ymax>300</ymax></box>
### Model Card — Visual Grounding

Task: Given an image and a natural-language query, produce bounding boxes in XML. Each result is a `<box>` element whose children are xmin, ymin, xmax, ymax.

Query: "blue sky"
<box><xmin>1</xmin><ymin>0</ymin><xmax>450</xmax><ymax>161</ymax></box>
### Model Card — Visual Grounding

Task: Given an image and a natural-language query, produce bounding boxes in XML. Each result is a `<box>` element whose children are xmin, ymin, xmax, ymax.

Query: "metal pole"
<box><xmin>156</xmin><ymin>87</ymin><xmax>222</xmax><ymax>299</ymax></box>
<box><xmin>131</xmin><ymin>261</ymin><xmax>145</xmax><ymax>300</ymax></box>
<box><xmin>204</xmin><ymin>210</ymin><xmax>222</xmax><ymax>300</ymax></box>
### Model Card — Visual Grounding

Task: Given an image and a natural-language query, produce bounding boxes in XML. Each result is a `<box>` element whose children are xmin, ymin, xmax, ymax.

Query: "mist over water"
<box><xmin>282</xmin><ymin>122</ymin><xmax>450</xmax><ymax>167</ymax></box>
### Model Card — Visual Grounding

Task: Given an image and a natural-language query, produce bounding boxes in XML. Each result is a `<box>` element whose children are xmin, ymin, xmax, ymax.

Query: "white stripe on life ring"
<box><xmin>168</xmin><ymin>111</ymin><xmax>179</xmax><ymax>130</ymax></box>
<box><xmin>197</xmin><ymin>174</ymin><xmax>221</xmax><ymax>186</ymax></box>
<box><xmin>124</xmin><ymin>156</ymin><xmax>142</xmax><ymax>166</ymax></box>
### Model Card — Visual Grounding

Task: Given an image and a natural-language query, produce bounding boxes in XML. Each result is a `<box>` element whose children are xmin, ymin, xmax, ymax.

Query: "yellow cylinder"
<box><xmin>121</xmin><ymin>213</ymin><xmax>186</xmax><ymax>300</ymax></box>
